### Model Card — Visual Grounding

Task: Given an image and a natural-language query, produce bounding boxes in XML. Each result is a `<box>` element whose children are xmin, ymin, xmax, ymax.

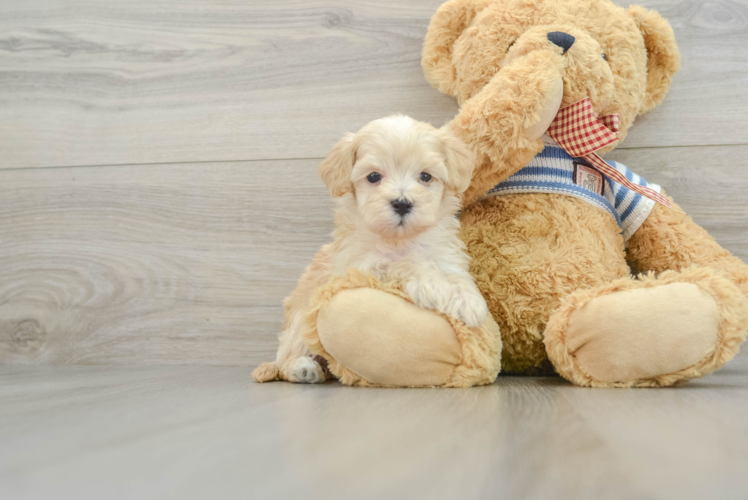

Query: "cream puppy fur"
<box><xmin>254</xmin><ymin>115</ymin><xmax>487</xmax><ymax>384</ymax></box>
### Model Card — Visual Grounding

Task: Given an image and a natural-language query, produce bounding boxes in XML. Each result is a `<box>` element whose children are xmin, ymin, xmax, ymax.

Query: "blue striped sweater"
<box><xmin>486</xmin><ymin>135</ymin><xmax>660</xmax><ymax>241</ymax></box>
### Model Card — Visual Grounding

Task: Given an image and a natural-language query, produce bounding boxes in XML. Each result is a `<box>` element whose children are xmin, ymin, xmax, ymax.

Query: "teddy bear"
<box><xmin>418</xmin><ymin>0</ymin><xmax>748</xmax><ymax>386</ymax></box>
<box><xmin>291</xmin><ymin>0</ymin><xmax>748</xmax><ymax>388</ymax></box>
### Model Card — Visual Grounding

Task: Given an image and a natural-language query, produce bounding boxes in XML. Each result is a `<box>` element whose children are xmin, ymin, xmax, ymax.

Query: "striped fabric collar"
<box><xmin>485</xmin><ymin>136</ymin><xmax>660</xmax><ymax>241</ymax></box>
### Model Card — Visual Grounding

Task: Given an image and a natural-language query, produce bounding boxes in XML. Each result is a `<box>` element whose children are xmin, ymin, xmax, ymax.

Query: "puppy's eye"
<box><xmin>420</xmin><ymin>172</ymin><xmax>432</xmax><ymax>182</ymax></box>
<box><xmin>366</xmin><ymin>172</ymin><xmax>382</xmax><ymax>183</ymax></box>
<box><xmin>602</xmin><ymin>53</ymin><xmax>608</xmax><ymax>61</ymax></box>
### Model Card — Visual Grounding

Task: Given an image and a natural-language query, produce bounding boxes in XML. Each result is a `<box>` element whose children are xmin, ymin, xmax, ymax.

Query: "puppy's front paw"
<box><xmin>445</xmin><ymin>286</ymin><xmax>488</xmax><ymax>328</ymax></box>
<box><xmin>284</xmin><ymin>356</ymin><xmax>326</xmax><ymax>384</ymax></box>
<box><xmin>405</xmin><ymin>276</ymin><xmax>452</xmax><ymax>312</ymax></box>
<box><xmin>406</xmin><ymin>275</ymin><xmax>487</xmax><ymax>327</ymax></box>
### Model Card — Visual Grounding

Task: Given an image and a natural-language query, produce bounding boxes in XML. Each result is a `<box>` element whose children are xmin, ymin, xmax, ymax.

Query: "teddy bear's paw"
<box><xmin>445</xmin><ymin>288</ymin><xmax>488</xmax><ymax>328</ymax></box>
<box><xmin>284</xmin><ymin>356</ymin><xmax>326</xmax><ymax>384</ymax></box>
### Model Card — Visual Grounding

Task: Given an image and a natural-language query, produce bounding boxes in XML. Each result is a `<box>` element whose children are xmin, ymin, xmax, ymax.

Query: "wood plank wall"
<box><xmin>1</xmin><ymin>0</ymin><xmax>746</xmax><ymax>365</ymax></box>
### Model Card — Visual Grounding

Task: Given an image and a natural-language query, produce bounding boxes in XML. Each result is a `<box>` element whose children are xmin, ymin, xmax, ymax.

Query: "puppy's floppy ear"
<box><xmin>439</xmin><ymin>126</ymin><xmax>475</xmax><ymax>194</ymax></box>
<box><xmin>628</xmin><ymin>5</ymin><xmax>681</xmax><ymax>114</ymax></box>
<box><xmin>318</xmin><ymin>132</ymin><xmax>355</xmax><ymax>197</ymax></box>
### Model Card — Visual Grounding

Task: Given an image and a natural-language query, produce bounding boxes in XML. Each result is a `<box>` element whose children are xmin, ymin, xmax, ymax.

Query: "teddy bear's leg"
<box><xmin>460</xmin><ymin>194</ymin><xmax>632</xmax><ymax>375</ymax></box>
<box><xmin>302</xmin><ymin>271</ymin><xmax>502</xmax><ymax>388</ymax></box>
<box><xmin>544</xmin><ymin>267</ymin><xmax>748</xmax><ymax>388</ymax></box>
<box><xmin>626</xmin><ymin>191</ymin><xmax>748</xmax><ymax>298</ymax></box>
<box><xmin>537</xmin><ymin>190</ymin><xmax>747</xmax><ymax>388</ymax></box>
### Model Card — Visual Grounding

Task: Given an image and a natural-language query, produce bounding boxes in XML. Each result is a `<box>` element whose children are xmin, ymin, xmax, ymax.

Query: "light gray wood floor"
<box><xmin>2</xmin><ymin>359</ymin><xmax>748</xmax><ymax>500</ymax></box>
<box><xmin>1</xmin><ymin>0</ymin><xmax>748</xmax><ymax>498</ymax></box>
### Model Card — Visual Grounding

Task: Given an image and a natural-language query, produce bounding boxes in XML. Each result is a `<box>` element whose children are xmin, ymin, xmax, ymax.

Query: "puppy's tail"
<box><xmin>252</xmin><ymin>362</ymin><xmax>280</xmax><ymax>383</ymax></box>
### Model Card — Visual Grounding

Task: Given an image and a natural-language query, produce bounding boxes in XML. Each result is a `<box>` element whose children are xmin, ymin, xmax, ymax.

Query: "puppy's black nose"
<box><xmin>547</xmin><ymin>32</ymin><xmax>575</xmax><ymax>54</ymax></box>
<box><xmin>391</xmin><ymin>199</ymin><xmax>412</xmax><ymax>216</ymax></box>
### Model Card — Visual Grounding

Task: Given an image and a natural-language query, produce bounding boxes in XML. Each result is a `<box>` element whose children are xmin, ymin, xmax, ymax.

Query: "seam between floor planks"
<box><xmin>3</xmin><ymin>142</ymin><xmax>748</xmax><ymax>173</ymax></box>
<box><xmin>1</xmin><ymin>0</ymin><xmax>747</xmax><ymax>168</ymax></box>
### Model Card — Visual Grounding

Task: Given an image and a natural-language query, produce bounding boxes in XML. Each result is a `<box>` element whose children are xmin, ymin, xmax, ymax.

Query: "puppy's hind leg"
<box><xmin>252</xmin><ymin>362</ymin><xmax>280</xmax><ymax>383</ymax></box>
<box><xmin>253</xmin><ymin>311</ymin><xmax>326</xmax><ymax>384</ymax></box>
<box><xmin>283</xmin><ymin>356</ymin><xmax>326</xmax><ymax>384</ymax></box>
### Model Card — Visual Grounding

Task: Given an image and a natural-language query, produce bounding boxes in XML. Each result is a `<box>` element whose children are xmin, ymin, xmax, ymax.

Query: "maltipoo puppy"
<box><xmin>254</xmin><ymin>115</ymin><xmax>488</xmax><ymax>384</ymax></box>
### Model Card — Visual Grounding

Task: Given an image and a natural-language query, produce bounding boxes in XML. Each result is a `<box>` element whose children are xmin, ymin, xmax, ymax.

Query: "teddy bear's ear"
<box><xmin>318</xmin><ymin>132</ymin><xmax>355</xmax><ymax>197</ymax></box>
<box><xmin>628</xmin><ymin>5</ymin><xmax>681</xmax><ymax>114</ymax></box>
<box><xmin>422</xmin><ymin>0</ymin><xmax>494</xmax><ymax>96</ymax></box>
<box><xmin>439</xmin><ymin>126</ymin><xmax>476</xmax><ymax>194</ymax></box>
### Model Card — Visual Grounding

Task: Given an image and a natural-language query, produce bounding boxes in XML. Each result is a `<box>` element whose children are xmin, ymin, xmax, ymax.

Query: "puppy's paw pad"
<box><xmin>287</xmin><ymin>357</ymin><xmax>326</xmax><ymax>384</ymax></box>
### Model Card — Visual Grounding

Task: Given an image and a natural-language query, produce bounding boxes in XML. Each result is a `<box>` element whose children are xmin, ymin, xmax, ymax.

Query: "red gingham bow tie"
<box><xmin>546</xmin><ymin>98</ymin><xmax>682</xmax><ymax>213</ymax></box>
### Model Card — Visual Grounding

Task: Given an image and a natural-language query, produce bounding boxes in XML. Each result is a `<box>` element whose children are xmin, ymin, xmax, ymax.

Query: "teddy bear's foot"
<box><xmin>302</xmin><ymin>270</ymin><xmax>502</xmax><ymax>387</ymax></box>
<box><xmin>316</xmin><ymin>287</ymin><xmax>464</xmax><ymax>387</ymax></box>
<box><xmin>544</xmin><ymin>267</ymin><xmax>748</xmax><ymax>387</ymax></box>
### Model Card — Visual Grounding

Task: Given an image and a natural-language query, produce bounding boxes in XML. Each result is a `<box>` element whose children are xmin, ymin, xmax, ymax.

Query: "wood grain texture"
<box><xmin>2</xmin><ymin>359</ymin><xmax>748</xmax><ymax>500</ymax></box>
<box><xmin>1</xmin><ymin>0</ymin><xmax>747</xmax><ymax>170</ymax></box>
<box><xmin>607</xmin><ymin>144</ymin><xmax>748</xmax><ymax>254</ymax></box>
<box><xmin>0</xmin><ymin>159</ymin><xmax>334</xmax><ymax>365</ymax></box>
<box><xmin>0</xmin><ymin>0</ymin><xmax>455</xmax><ymax>169</ymax></box>
<box><xmin>620</xmin><ymin>0</ymin><xmax>748</xmax><ymax>149</ymax></box>
<box><xmin>0</xmin><ymin>145</ymin><xmax>746</xmax><ymax>366</ymax></box>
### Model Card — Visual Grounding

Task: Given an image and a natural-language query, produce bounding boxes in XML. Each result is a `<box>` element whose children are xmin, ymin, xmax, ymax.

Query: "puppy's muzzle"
<box><xmin>391</xmin><ymin>199</ymin><xmax>413</xmax><ymax>216</ymax></box>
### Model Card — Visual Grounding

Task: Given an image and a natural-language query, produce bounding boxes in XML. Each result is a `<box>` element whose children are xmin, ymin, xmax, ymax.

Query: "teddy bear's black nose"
<box><xmin>547</xmin><ymin>31</ymin><xmax>575</xmax><ymax>54</ymax></box>
<box><xmin>391</xmin><ymin>199</ymin><xmax>413</xmax><ymax>216</ymax></box>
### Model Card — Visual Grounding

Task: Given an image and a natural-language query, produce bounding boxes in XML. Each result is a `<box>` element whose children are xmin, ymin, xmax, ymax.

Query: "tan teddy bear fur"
<box><xmin>302</xmin><ymin>270</ymin><xmax>502</xmax><ymax>388</ymax></box>
<box><xmin>421</xmin><ymin>0</ymin><xmax>748</xmax><ymax>384</ymax></box>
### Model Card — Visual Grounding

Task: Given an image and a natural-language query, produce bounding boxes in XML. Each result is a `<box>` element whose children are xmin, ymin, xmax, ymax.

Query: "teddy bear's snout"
<box><xmin>547</xmin><ymin>31</ymin><xmax>576</xmax><ymax>54</ymax></box>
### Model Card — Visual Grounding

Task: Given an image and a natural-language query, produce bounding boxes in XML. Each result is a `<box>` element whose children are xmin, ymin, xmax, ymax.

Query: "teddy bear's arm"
<box><xmin>627</xmin><ymin>191</ymin><xmax>748</xmax><ymax>297</ymax></box>
<box><xmin>448</xmin><ymin>50</ymin><xmax>566</xmax><ymax>205</ymax></box>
